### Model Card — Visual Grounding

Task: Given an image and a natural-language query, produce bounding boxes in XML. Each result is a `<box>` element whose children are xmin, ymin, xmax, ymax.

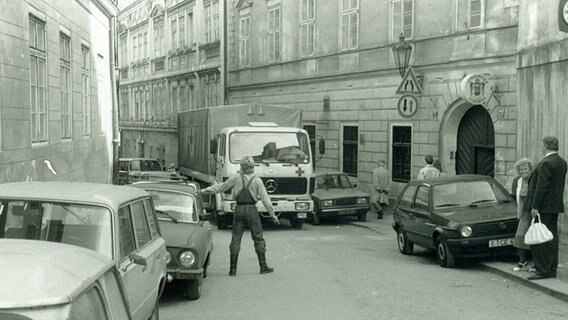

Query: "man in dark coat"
<box><xmin>524</xmin><ymin>136</ymin><xmax>567</xmax><ymax>280</ymax></box>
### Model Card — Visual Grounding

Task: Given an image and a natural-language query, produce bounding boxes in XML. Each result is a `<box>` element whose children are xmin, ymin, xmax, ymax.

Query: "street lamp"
<box><xmin>392</xmin><ymin>34</ymin><xmax>412</xmax><ymax>78</ymax></box>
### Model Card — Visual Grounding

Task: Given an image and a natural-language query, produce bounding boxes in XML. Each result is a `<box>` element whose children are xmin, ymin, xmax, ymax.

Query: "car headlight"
<box><xmin>460</xmin><ymin>225</ymin><xmax>473</xmax><ymax>237</ymax></box>
<box><xmin>179</xmin><ymin>250</ymin><xmax>197</xmax><ymax>267</ymax></box>
<box><xmin>321</xmin><ymin>200</ymin><xmax>333</xmax><ymax>207</ymax></box>
<box><xmin>165</xmin><ymin>250</ymin><xmax>172</xmax><ymax>264</ymax></box>
<box><xmin>357</xmin><ymin>197</ymin><xmax>368</xmax><ymax>204</ymax></box>
<box><xmin>295</xmin><ymin>202</ymin><xmax>310</xmax><ymax>210</ymax></box>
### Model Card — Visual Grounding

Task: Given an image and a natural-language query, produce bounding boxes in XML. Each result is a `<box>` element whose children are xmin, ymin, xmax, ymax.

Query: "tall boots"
<box><xmin>229</xmin><ymin>254</ymin><xmax>238</xmax><ymax>276</ymax></box>
<box><xmin>257</xmin><ymin>252</ymin><xmax>274</xmax><ymax>274</ymax></box>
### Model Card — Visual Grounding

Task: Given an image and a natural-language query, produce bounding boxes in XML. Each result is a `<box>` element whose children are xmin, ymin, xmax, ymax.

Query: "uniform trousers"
<box><xmin>230</xmin><ymin>204</ymin><xmax>267</xmax><ymax>256</ymax></box>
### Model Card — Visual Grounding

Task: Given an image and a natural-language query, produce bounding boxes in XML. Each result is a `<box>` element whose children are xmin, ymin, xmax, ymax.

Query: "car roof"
<box><xmin>131</xmin><ymin>182</ymin><xmax>199</xmax><ymax>195</ymax></box>
<box><xmin>0</xmin><ymin>239</ymin><xmax>114</xmax><ymax>309</ymax></box>
<box><xmin>406</xmin><ymin>174</ymin><xmax>494</xmax><ymax>187</ymax></box>
<box><xmin>0</xmin><ymin>182</ymin><xmax>149</xmax><ymax>208</ymax></box>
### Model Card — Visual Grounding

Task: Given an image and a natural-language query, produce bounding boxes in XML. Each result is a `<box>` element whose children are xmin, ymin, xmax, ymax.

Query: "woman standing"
<box><xmin>511</xmin><ymin>158</ymin><xmax>534</xmax><ymax>272</ymax></box>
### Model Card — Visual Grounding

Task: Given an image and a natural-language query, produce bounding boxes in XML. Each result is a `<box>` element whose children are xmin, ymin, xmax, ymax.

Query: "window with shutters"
<box><xmin>391</xmin><ymin>0</ymin><xmax>413</xmax><ymax>41</ymax></box>
<box><xmin>268</xmin><ymin>6</ymin><xmax>281</xmax><ymax>63</ymax></box>
<box><xmin>29</xmin><ymin>15</ymin><xmax>48</xmax><ymax>143</ymax></box>
<box><xmin>340</xmin><ymin>0</ymin><xmax>359</xmax><ymax>51</ymax></box>
<box><xmin>456</xmin><ymin>0</ymin><xmax>483</xmax><ymax>31</ymax></box>
<box><xmin>300</xmin><ymin>0</ymin><xmax>316</xmax><ymax>57</ymax></box>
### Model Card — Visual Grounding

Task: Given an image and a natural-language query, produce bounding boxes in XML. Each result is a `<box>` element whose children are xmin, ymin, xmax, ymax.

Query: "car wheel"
<box><xmin>436</xmin><ymin>237</ymin><xmax>455</xmax><ymax>268</ymax></box>
<box><xmin>357</xmin><ymin>212</ymin><xmax>367</xmax><ymax>222</ymax></box>
<box><xmin>290</xmin><ymin>218</ymin><xmax>304</xmax><ymax>229</ymax></box>
<box><xmin>185</xmin><ymin>275</ymin><xmax>203</xmax><ymax>300</ymax></box>
<box><xmin>149</xmin><ymin>299</ymin><xmax>159</xmax><ymax>320</ymax></box>
<box><xmin>397</xmin><ymin>229</ymin><xmax>414</xmax><ymax>255</ymax></box>
<box><xmin>311</xmin><ymin>213</ymin><xmax>320</xmax><ymax>225</ymax></box>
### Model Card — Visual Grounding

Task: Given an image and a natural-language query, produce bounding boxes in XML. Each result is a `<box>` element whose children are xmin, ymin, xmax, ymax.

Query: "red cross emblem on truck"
<box><xmin>296</xmin><ymin>167</ymin><xmax>304</xmax><ymax>177</ymax></box>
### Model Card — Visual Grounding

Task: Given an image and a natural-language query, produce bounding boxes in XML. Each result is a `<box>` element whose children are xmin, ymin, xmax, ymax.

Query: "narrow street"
<box><xmin>159</xmin><ymin>220</ymin><xmax>568</xmax><ymax>320</ymax></box>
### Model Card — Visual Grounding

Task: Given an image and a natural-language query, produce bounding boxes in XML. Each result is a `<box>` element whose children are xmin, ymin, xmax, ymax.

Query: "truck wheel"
<box><xmin>290</xmin><ymin>218</ymin><xmax>304</xmax><ymax>229</ymax></box>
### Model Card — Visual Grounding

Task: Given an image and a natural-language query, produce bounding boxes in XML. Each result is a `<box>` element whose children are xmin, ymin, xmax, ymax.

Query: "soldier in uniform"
<box><xmin>201</xmin><ymin>156</ymin><xmax>279</xmax><ymax>276</ymax></box>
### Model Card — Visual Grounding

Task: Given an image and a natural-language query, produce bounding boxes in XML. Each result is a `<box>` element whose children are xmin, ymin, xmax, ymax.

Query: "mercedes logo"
<box><xmin>265</xmin><ymin>179</ymin><xmax>277</xmax><ymax>193</ymax></box>
<box><xmin>499</xmin><ymin>222</ymin><xmax>507</xmax><ymax>230</ymax></box>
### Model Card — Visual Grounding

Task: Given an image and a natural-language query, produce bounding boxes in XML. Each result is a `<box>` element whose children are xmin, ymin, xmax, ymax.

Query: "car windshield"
<box><xmin>229</xmin><ymin>132</ymin><xmax>311</xmax><ymax>165</ymax></box>
<box><xmin>131</xmin><ymin>160</ymin><xmax>163</xmax><ymax>171</ymax></box>
<box><xmin>0</xmin><ymin>201</ymin><xmax>112</xmax><ymax>258</ymax></box>
<box><xmin>315</xmin><ymin>174</ymin><xmax>352</xmax><ymax>189</ymax></box>
<box><xmin>433</xmin><ymin>180</ymin><xmax>509</xmax><ymax>209</ymax></box>
<box><xmin>146</xmin><ymin>190</ymin><xmax>198</xmax><ymax>223</ymax></box>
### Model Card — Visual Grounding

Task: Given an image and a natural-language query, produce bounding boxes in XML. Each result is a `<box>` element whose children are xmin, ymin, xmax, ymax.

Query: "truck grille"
<box><xmin>472</xmin><ymin>219</ymin><xmax>518</xmax><ymax>237</ymax></box>
<box><xmin>259</xmin><ymin>177</ymin><xmax>308</xmax><ymax>195</ymax></box>
<box><xmin>334</xmin><ymin>198</ymin><xmax>357</xmax><ymax>206</ymax></box>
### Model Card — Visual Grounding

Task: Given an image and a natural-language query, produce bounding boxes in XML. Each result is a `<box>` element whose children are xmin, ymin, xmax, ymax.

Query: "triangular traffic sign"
<box><xmin>395</xmin><ymin>67</ymin><xmax>422</xmax><ymax>95</ymax></box>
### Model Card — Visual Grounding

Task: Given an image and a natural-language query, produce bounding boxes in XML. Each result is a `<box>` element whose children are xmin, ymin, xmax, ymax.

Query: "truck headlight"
<box><xmin>295</xmin><ymin>202</ymin><xmax>310</xmax><ymax>210</ymax></box>
<box><xmin>179</xmin><ymin>250</ymin><xmax>197</xmax><ymax>267</ymax></box>
<box><xmin>459</xmin><ymin>225</ymin><xmax>472</xmax><ymax>237</ymax></box>
<box><xmin>357</xmin><ymin>197</ymin><xmax>369</xmax><ymax>204</ymax></box>
<box><xmin>321</xmin><ymin>200</ymin><xmax>333</xmax><ymax>207</ymax></box>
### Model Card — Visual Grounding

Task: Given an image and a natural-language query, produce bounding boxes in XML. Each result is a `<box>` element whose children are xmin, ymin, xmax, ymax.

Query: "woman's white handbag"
<box><xmin>524</xmin><ymin>214</ymin><xmax>554</xmax><ymax>245</ymax></box>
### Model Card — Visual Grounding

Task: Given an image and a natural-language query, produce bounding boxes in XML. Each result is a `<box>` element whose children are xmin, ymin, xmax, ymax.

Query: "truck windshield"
<box><xmin>0</xmin><ymin>200</ymin><xmax>113</xmax><ymax>258</ymax></box>
<box><xmin>229</xmin><ymin>132</ymin><xmax>311</xmax><ymax>164</ymax></box>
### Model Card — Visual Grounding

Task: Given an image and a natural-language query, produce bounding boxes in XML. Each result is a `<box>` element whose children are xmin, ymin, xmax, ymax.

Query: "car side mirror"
<box><xmin>129</xmin><ymin>254</ymin><xmax>147</xmax><ymax>266</ymax></box>
<box><xmin>319</xmin><ymin>139</ymin><xmax>325</xmax><ymax>155</ymax></box>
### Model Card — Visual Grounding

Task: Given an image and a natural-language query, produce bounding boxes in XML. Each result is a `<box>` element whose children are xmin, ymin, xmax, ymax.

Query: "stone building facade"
<box><xmin>0</xmin><ymin>0</ymin><xmax>118</xmax><ymax>183</ymax></box>
<box><xmin>225</xmin><ymin>0</ymin><xmax>519</xmax><ymax>197</ymax></box>
<box><xmin>117</xmin><ymin>0</ymin><xmax>223</xmax><ymax>166</ymax></box>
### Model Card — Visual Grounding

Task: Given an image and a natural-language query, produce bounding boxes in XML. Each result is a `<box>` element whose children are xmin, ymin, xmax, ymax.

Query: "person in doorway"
<box><xmin>510</xmin><ymin>157</ymin><xmax>534</xmax><ymax>272</ymax></box>
<box><xmin>372</xmin><ymin>160</ymin><xmax>391</xmax><ymax>219</ymax></box>
<box><xmin>524</xmin><ymin>136</ymin><xmax>567</xmax><ymax>280</ymax></box>
<box><xmin>201</xmin><ymin>156</ymin><xmax>279</xmax><ymax>277</ymax></box>
<box><xmin>417</xmin><ymin>155</ymin><xmax>441</xmax><ymax>180</ymax></box>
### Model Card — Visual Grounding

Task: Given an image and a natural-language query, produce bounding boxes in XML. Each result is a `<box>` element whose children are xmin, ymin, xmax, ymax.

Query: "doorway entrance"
<box><xmin>456</xmin><ymin>105</ymin><xmax>495</xmax><ymax>177</ymax></box>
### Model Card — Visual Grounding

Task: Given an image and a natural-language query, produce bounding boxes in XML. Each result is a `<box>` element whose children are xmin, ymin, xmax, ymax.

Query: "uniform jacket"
<box><xmin>524</xmin><ymin>153</ymin><xmax>567</xmax><ymax>214</ymax></box>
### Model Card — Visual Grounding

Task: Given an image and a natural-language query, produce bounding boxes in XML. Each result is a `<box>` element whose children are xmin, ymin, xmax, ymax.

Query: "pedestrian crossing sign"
<box><xmin>395</xmin><ymin>67</ymin><xmax>422</xmax><ymax>95</ymax></box>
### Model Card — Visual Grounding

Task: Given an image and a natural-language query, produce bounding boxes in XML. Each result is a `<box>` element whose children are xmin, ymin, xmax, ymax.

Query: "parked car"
<box><xmin>392</xmin><ymin>175</ymin><xmax>518</xmax><ymax>268</ymax></box>
<box><xmin>0</xmin><ymin>239</ymin><xmax>134</xmax><ymax>319</ymax></box>
<box><xmin>310</xmin><ymin>171</ymin><xmax>370</xmax><ymax>224</ymax></box>
<box><xmin>0</xmin><ymin>182</ymin><xmax>168</xmax><ymax>320</ymax></box>
<box><xmin>132</xmin><ymin>181</ymin><xmax>213</xmax><ymax>300</ymax></box>
<box><xmin>115</xmin><ymin>157</ymin><xmax>181</xmax><ymax>185</ymax></box>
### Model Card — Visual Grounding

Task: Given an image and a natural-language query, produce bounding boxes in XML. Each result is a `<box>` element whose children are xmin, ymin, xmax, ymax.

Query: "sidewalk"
<box><xmin>349</xmin><ymin>206</ymin><xmax>568</xmax><ymax>303</ymax></box>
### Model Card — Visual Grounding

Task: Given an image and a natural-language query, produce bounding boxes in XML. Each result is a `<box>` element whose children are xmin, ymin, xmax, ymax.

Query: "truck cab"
<box><xmin>212</xmin><ymin>122</ymin><xmax>313</xmax><ymax>229</ymax></box>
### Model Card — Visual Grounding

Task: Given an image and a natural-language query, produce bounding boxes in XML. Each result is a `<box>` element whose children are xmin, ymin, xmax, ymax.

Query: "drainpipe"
<box><xmin>110</xmin><ymin>15</ymin><xmax>120</xmax><ymax>182</ymax></box>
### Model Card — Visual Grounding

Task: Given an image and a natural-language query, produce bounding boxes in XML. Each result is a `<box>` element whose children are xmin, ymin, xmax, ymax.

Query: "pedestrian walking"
<box><xmin>524</xmin><ymin>136</ymin><xmax>567</xmax><ymax>280</ymax></box>
<box><xmin>201</xmin><ymin>156</ymin><xmax>279</xmax><ymax>276</ymax></box>
<box><xmin>417</xmin><ymin>155</ymin><xmax>440</xmax><ymax>179</ymax></box>
<box><xmin>511</xmin><ymin>157</ymin><xmax>534</xmax><ymax>272</ymax></box>
<box><xmin>372</xmin><ymin>160</ymin><xmax>391</xmax><ymax>219</ymax></box>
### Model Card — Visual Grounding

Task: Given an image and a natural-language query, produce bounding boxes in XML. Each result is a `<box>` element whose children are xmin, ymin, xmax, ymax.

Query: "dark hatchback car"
<box><xmin>392</xmin><ymin>175</ymin><xmax>518</xmax><ymax>268</ymax></box>
<box><xmin>132</xmin><ymin>181</ymin><xmax>213</xmax><ymax>300</ymax></box>
<box><xmin>310</xmin><ymin>171</ymin><xmax>370</xmax><ymax>224</ymax></box>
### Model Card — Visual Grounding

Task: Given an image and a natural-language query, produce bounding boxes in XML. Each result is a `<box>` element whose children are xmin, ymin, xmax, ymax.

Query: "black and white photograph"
<box><xmin>1</xmin><ymin>0</ymin><xmax>568</xmax><ymax>319</ymax></box>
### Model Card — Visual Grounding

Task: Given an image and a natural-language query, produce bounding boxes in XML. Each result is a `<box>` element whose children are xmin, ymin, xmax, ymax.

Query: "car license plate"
<box><xmin>488</xmin><ymin>238</ymin><xmax>514</xmax><ymax>248</ymax></box>
<box><xmin>297</xmin><ymin>212</ymin><xmax>307</xmax><ymax>219</ymax></box>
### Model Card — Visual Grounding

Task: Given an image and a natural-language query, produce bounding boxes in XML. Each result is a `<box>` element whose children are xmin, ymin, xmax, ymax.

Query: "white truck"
<box><xmin>178</xmin><ymin>104</ymin><xmax>321</xmax><ymax>229</ymax></box>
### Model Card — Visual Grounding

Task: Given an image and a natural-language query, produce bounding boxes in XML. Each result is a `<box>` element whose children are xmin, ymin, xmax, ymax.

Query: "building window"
<box><xmin>143</xmin><ymin>31</ymin><xmax>148</xmax><ymax>59</ymax></box>
<box><xmin>392</xmin><ymin>125</ymin><xmax>412</xmax><ymax>182</ymax></box>
<box><xmin>81</xmin><ymin>45</ymin><xmax>91</xmax><ymax>136</ymax></box>
<box><xmin>205</xmin><ymin>73</ymin><xmax>219</xmax><ymax>108</ymax></box>
<box><xmin>239</xmin><ymin>14</ymin><xmax>251</xmax><ymax>67</ymax></box>
<box><xmin>179</xmin><ymin>15</ymin><xmax>185</xmax><ymax>48</ymax></box>
<box><xmin>120</xmin><ymin>89</ymin><xmax>129</xmax><ymax>121</ymax></box>
<box><xmin>204</xmin><ymin>0</ymin><xmax>219</xmax><ymax>43</ymax></box>
<box><xmin>60</xmin><ymin>33</ymin><xmax>72</xmax><ymax>139</ymax></box>
<box><xmin>456</xmin><ymin>0</ymin><xmax>483</xmax><ymax>31</ymax></box>
<box><xmin>188</xmin><ymin>13</ymin><xmax>194</xmax><ymax>47</ymax></box>
<box><xmin>171</xmin><ymin>16</ymin><xmax>177</xmax><ymax>50</ymax></box>
<box><xmin>119</xmin><ymin>33</ymin><xmax>128</xmax><ymax>66</ymax></box>
<box><xmin>342</xmin><ymin>125</ymin><xmax>358</xmax><ymax>176</ymax></box>
<box><xmin>391</xmin><ymin>0</ymin><xmax>413</xmax><ymax>41</ymax></box>
<box><xmin>268</xmin><ymin>6</ymin><xmax>281</xmax><ymax>63</ymax></box>
<box><xmin>300</xmin><ymin>0</ymin><xmax>316</xmax><ymax>57</ymax></box>
<box><xmin>132</xmin><ymin>33</ymin><xmax>138</xmax><ymax>61</ymax></box>
<box><xmin>154</xmin><ymin>16</ymin><xmax>164</xmax><ymax>57</ymax></box>
<box><xmin>29</xmin><ymin>15</ymin><xmax>48</xmax><ymax>143</ymax></box>
<box><xmin>340</xmin><ymin>0</ymin><xmax>359</xmax><ymax>50</ymax></box>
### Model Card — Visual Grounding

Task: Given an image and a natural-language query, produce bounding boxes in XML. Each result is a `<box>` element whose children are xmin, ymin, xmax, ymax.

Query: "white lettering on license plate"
<box><xmin>488</xmin><ymin>238</ymin><xmax>514</xmax><ymax>248</ymax></box>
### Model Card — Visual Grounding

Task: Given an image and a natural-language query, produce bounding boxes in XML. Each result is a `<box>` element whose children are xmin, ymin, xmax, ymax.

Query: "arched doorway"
<box><xmin>456</xmin><ymin>105</ymin><xmax>494</xmax><ymax>176</ymax></box>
